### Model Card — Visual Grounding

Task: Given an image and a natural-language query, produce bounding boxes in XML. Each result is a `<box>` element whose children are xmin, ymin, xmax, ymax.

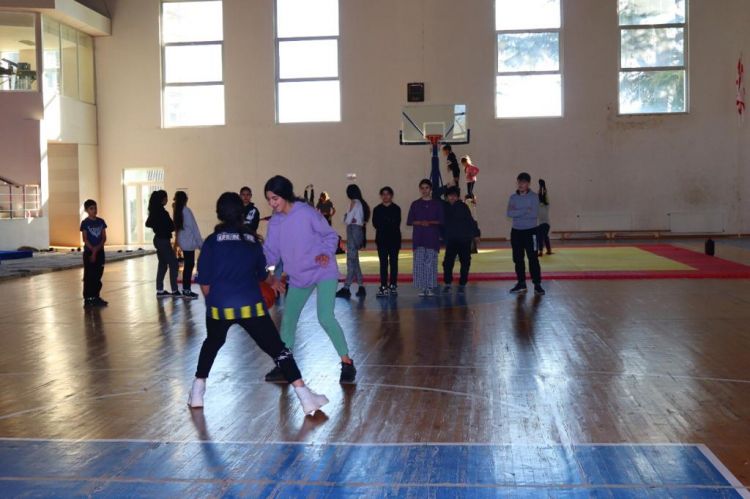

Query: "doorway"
<box><xmin>123</xmin><ymin>168</ymin><xmax>164</xmax><ymax>245</ymax></box>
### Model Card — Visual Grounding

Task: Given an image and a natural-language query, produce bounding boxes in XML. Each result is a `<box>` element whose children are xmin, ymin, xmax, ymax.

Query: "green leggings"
<box><xmin>280</xmin><ymin>279</ymin><xmax>349</xmax><ymax>357</ymax></box>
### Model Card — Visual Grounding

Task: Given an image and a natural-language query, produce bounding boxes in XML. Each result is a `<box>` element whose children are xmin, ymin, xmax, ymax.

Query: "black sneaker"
<box><xmin>264</xmin><ymin>366</ymin><xmax>287</xmax><ymax>383</ymax></box>
<box><xmin>169</xmin><ymin>291</ymin><xmax>182</xmax><ymax>298</ymax></box>
<box><xmin>389</xmin><ymin>284</ymin><xmax>398</xmax><ymax>296</ymax></box>
<box><xmin>442</xmin><ymin>285</ymin><xmax>452</xmax><ymax>293</ymax></box>
<box><xmin>83</xmin><ymin>298</ymin><xmax>95</xmax><ymax>308</ymax></box>
<box><xmin>182</xmin><ymin>290</ymin><xmax>199</xmax><ymax>300</ymax></box>
<box><xmin>457</xmin><ymin>285</ymin><xmax>466</xmax><ymax>293</ymax></box>
<box><xmin>92</xmin><ymin>297</ymin><xmax>108</xmax><ymax>307</ymax></box>
<box><xmin>340</xmin><ymin>361</ymin><xmax>357</xmax><ymax>383</ymax></box>
<box><xmin>335</xmin><ymin>287</ymin><xmax>351</xmax><ymax>299</ymax></box>
<box><xmin>156</xmin><ymin>290</ymin><xmax>171</xmax><ymax>298</ymax></box>
<box><xmin>376</xmin><ymin>286</ymin><xmax>389</xmax><ymax>297</ymax></box>
<box><xmin>534</xmin><ymin>284</ymin><xmax>546</xmax><ymax>295</ymax></box>
<box><xmin>510</xmin><ymin>282</ymin><xmax>528</xmax><ymax>294</ymax></box>
<box><xmin>356</xmin><ymin>286</ymin><xmax>366</xmax><ymax>298</ymax></box>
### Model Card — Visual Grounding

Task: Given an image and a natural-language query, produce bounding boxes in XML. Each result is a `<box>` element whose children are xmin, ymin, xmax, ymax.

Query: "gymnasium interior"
<box><xmin>1</xmin><ymin>0</ymin><xmax>749</xmax><ymax>496</ymax></box>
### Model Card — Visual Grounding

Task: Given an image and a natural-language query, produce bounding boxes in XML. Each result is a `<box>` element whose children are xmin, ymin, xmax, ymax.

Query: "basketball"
<box><xmin>260</xmin><ymin>280</ymin><xmax>276</xmax><ymax>309</ymax></box>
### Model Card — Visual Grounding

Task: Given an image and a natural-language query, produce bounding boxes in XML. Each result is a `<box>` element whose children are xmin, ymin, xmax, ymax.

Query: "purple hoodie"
<box><xmin>264</xmin><ymin>202</ymin><xmax>340</xmax><ymax>288</ymax></box>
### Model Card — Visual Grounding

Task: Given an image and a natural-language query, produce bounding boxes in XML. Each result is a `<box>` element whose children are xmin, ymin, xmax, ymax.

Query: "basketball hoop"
<box><xmin>425</xmin><ymin>134</ymin><xmax>443</xmax><ymax>147</ymax></box>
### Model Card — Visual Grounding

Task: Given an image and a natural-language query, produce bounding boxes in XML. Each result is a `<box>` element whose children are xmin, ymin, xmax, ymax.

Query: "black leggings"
<box><xmin>467</xmin><ymin>181</ymin><xmax>475</xmax><ymax>197</ymax></box>
<box><xmin>153</xmin><ymin>237</ymin><xmax>178</xmax><ymax>291</ymax></box>
<box><xmin>195</xmin><ymin>315</ymin><xmax>302</xmax><ymax>382</ymax></box>
<box><xmin>377</xmin><ymin>242</ymin><xmax>399</xmax><ymax>287</ymax></box>
<box><xmin>182</xmin><ymin>250</ymin><xmax>195</xmax><ymax>291</ymax></box>
<box><xmin>537</xmin><ymin>223</ymin><xmax>551</xmax><ymax>253</ymax></box>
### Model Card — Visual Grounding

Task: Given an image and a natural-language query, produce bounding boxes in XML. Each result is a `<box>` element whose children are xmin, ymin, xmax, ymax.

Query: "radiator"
<box><xmin>668</xmin><ymin>211</ymin><xmax>725</xmax><ymax>233</ymax></box>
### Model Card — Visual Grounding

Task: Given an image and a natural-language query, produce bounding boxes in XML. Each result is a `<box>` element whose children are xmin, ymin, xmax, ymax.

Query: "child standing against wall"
<box><xmin>507</xmin><ymin>172</ymin><xmax>545</xmax><ymax>295</ymax></box>
<box><xmin>537</xmin><ymin>179</ymin><xmax>552</xmax><ymax>256</ymax></box>
<box><xmin>407</xmin><ymin>179</ymin><xmax>444</xmax><ymax>297</ymax></box>
<box><xmin>372</xmin><ymin>186</ymin><xmax>401</xmax><ymax>297</ymax></box>
<box><xmin>80</xmin><ymin>199</ymin><xmax>108</xmax><ymax>308</ymax></box>
<box><xmin>462</xmin><ymin>156</ymin><xmax>479</xmax><ymax>198</ymax></box>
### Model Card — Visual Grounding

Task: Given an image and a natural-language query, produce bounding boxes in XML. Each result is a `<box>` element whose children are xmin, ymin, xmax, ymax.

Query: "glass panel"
<box><xmin>0</xmin><ymin>12</ymin><xmax>38</xmax><ymax>91</ymax></box>
<box><xmin>618</xmin><ymin>0</ymin><xmax>686</xmax><ymax>26</ymax></box>
<box><xmin>278</xmin><ymin>80</ymin><xmax>340</xmax><ymax>123</ymax></box>
<box><xmin>125</xmin><ymin>184</ymin><xmax>137</xmax><ymax>244</ymax></box>
<box><xmin>619</xmin><ymin>69</ymin><xmax>686</xmax><ymax>113</ymax></box>
<box><xmin>497</xmin><ymin>32</ymin><xmax>559</xmax><ymax>72</ymax></box>
<box><xmin>277</xmin><ymin>0</ymin><xmax>338</xmax><ymax>38</ymax></box>
<box><xmin>164</xmin><ymin>84</ymin><xmax>225</xmax><ymax>127</ymax></box>
<box><xmin>61</xmin><ymin>24</ymin><xmax>78</xmax><ymax>99</ymax></box>
<box><xmin>496</xmin><ymin>74</ymin><xmax>562</xmax><ymax>118</ymax></box>
<box><xmin>279</xmin><ymin>39</ymin><xmax>338</xmax><ymax>79</ymax></box>
<box><xmin>164</xmin><ymin>44</ymin><xmax>222</xmax><ymax>83</ymax></box>
<box><xmin>495</xmin><ymin>0</ymin><xmax>560</xmax><ymax>30</ymax></box>
<box><xmin>162</xmin><ymin>1</ymin><xmax>223</xmax><ymax>43</ymax></box>
<box><xmin>78</xmin><ymin>32</ymin><xmax>95</xmax><ymax>103</ymax></box>
<box><xmin>42</xmin><ymin>17</ymin><xmax>61</xmax><ymax>94</ymax></box>
<box><xmin>621</xmin><ymin>27</ymin><xmax>683</xmax><ymax>68</ymax></box>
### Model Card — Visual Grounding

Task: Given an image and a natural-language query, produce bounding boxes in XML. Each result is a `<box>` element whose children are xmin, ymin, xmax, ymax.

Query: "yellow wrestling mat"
<box><xmin>338</xmin><ymin>246</ymin><xmax>694</xmax><ymax>276</ymax></box>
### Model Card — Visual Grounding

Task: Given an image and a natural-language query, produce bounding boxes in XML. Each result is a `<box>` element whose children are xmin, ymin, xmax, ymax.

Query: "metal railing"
<box><xmin>0</xmin><ymin>176</ymin><xmax>41</xmax><ymax>219</ymax></box>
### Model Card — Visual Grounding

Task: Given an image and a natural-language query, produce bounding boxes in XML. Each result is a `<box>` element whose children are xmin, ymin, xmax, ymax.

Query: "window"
<box><xmin>275</xmin><ymin>0</ymin><xmax>340</xmax><ymax>123</ymax></box>
<box><xmin>618</xmin><ymin>0</ymin><xmax>687</xmax><ymax>114</ymax></box>
<box><xmin>495</xmin><ymin>0</ymin><xmax>562</xmax><ymax>118</ymax></box>
<box><xmin>161</xmin><ymin>0</ymin><xmax>224</xmax><ymax>127</ymax></box>
<box><xmin>41</xmin><ymin>17</ymin><xmax>96</xmax><ymax>104</ymax></box>
<box><xmin>0</xmin><ymin>12</ymin><xmax>37</xmax><ymax>92</ymax></box>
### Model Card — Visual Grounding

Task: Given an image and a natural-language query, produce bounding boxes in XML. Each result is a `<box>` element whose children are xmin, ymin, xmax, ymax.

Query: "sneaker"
<box><xmin>83</xmin><ymin>298</ymin><xmax>95</xmax><ymax>308</ymax></box>
<box><xmin>340</xmin><ymin>361</ymin><xmax>357</xmax><ymax>383</ymax></box>
<box><xmin>264</xmin><ymin>366</ymin><xmax>287</xmax><ymax>383</ymax></box>
<box><xmin>534</xmin><ymin>284</ymin><xmax>546</xmax><ymax>295</ymax></box>
<box><xmin>169</xmin><ymin>291</ymin><xmax>183</xmax><ymax>298</ymax></box>
<box><xmin>418</xmin><ymin>289</ymin><xmax>427</xmax><ymax>297</ymax></box>
<box><xmin>457</xmin><ymin>285</ymin><xmax>466</xmax><ymax>293</ymax></box>
<box><xmin>92</xmin><ymin>297</ymin><xmax>108</xmax><ymax>307</ymax></box>
<box><xmin>182</xmin><ymin>290</ymin><xmax>199</xmax><ymax>300</ymax></box>
<box><xmin>425</xmin><ymin>288</ymin><xmax>436</xmax><ymax>297</ymax></box>
<box><xmin>187</xmin><ymin>378</ymin><xmax>206</xmax><ymax>408</ymax></box>
<box><xmin>538</xmin><ymin>252</ymin><xmax>544</xmax><ymax>257</ymax></box>
<box><xmin>294</xmin><ymin>386</ymin><xmax>329</xmax><ymax>416</ymax></box>
<box><xmin>156</xmin><ymin>290</ymin><xmax>171</xmax><ymax>298</ymax></box>
<box><xmin>389</xmin><ymin>284</ymin><xmax>398</xmax><ymax>296</ymax></box>
<box><xmin>443</xmin><ymin>285</ymin><xmax>452</xmax><ymax>293</ymax></box>
<box><xmin>356</xmin><ymin>286</ymin><xmax>366</xmax><ymax>298</ymax></box>
<box><xmin>510</xmin><ymin>282</ymin><xmax>528</xmax><ymax>294</ymax></box>
<box><xmin>335</xmin><ymin>287</ymin><xmax>352</xmax><ymax>299</ymax></box>
<box><xmin>376</xmin><ymin>286</ymin><xmax>389</xmax><ymax>297</ymax></box>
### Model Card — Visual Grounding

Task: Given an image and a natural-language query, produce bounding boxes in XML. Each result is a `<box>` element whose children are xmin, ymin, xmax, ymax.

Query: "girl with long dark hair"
<box><xmin>336</xmin><ymin>184</ymin><xmax>370</xmax><ymax>298</ymax></box>
<box><xmin>263</xmin><ymin>175</ymin><xmax>356</xmax><ymax>384</ymax></box>
<box><xmin>173</xmin><ymin>191</ymin><xmax>203</xmax><ymax>299</ymax></box>
<box><xmin>407</xmin><ymin>179</ymin><xmax>444</xmax><ymax>297</ymax></box>
<box><xmin>537</xmin><ymin>179</ymin><xmax>552</xmax><ymax>256</ymax></box>
<box><xmin>145</xmin><ymin>190</ymin><xmax>181</xmax><ymax>297</ymax></box>
<box><xmin>188</xmin><ymin>192</ymin><xmax>328</xmax><ymax>415</ymax></box>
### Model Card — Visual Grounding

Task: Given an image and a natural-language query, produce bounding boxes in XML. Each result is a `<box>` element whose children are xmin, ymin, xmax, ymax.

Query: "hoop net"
<box><xmin>425</xmin><ymin>134</ymin><xmax>443</xmax><ymax>147</ymax></box>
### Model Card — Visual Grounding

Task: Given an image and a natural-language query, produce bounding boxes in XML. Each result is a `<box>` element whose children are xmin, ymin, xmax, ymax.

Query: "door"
<box><xmin>123</xmin><ymin>169</ymin><xmax>164</xmax><ymax>245</ymax></box>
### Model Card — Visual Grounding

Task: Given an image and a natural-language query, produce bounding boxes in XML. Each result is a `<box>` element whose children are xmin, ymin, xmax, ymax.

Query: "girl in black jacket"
<box><xmin>145</xmin><ymin>190</ymin><xmax>181</xmax><ymax>297</ymax></box>
<box><xmin>372</xmin><ymin>186</ymin><xmax>402</xmax><ymax>297</ymax></box>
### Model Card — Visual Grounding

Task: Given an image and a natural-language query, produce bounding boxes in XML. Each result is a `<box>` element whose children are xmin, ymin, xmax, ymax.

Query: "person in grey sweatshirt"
<box><xmin>506</xmin><ymin>172</ymin><xmax>545</xmax><ymax>295</ymax></box>
<box><xmin>174</xmin><ymin>191</ymin><xmax>203</xmax><ymax>299</ymax></box>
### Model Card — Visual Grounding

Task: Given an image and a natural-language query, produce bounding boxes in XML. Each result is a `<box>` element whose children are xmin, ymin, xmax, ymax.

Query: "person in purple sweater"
<box><xmin>262</xmin><ymin>176</ymin><xmax>356</xmax><ymax>384</ymax></box>
<box><xmin>406</xmin><ymin>179</ymin><xmax>444</xmax><ymax>297</ymax></box>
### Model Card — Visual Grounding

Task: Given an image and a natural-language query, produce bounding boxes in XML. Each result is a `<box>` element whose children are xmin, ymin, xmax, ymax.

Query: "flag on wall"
<box><xmin>737</xmin><ymin>56</ymin><xmax>746</xmax><ymax>122</ymax></box>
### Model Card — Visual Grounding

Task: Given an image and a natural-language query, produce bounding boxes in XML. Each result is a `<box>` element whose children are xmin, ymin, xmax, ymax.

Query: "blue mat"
<box><xmin>0</xmin><ymin>250</ymin><xmax>32</xmax><ymax>261</ymax></box>
<box><xmin>0</xmin><ymin>440</ymin><xmax>746</xmax><ymax>497</ymax></box>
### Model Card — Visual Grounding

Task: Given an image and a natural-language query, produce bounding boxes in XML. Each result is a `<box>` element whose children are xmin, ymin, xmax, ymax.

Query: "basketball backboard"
<box><xmin>400</xmin><ymin>104</ymin><xmax>469</xmax><ymax>145</ymax></box>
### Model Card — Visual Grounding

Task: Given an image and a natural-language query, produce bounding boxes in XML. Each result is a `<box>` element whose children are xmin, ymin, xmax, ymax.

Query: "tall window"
<box><xmin>619</xmin><ymin>0</ymin><xmax>687</xmax><ymax>114</ymax></box>
<box><xmin>161</xmin><ymin>0</ymin><xmax>224</xmax><ymax>127</ymax></box>
<box><xmin>0</xmin><ymin>12</ymin><xmax>37</xmax><ymax>92</ymax></box>
<box><xmin>41</xmin><ymin>16</ymin><xmax>96</xmax><ymax>104</ymax></box>
<box><xmin>495</xmin><ymin>0</ymin><xmax>562</xmax><ymax>118</ymax></box>
<box><xmin>275</xmin><ymin>0</ymin><xmax>340</xmax><ymax>123</ymax></box>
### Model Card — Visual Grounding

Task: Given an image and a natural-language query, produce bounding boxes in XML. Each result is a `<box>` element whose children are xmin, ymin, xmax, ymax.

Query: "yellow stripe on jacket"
<box><xmin>209</xmin><ymin>302</ymin><xmax>266</xmax><ymax>320</ymax></box>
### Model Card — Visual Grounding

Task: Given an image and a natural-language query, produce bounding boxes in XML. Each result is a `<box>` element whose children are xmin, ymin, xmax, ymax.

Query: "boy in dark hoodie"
<box><xmin>442</xmin><ymin>186</ymin><xmax>480</xmax><ymax>292</ymax></box>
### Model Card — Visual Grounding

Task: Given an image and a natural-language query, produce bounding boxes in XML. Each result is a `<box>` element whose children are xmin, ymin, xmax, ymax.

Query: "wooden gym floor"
<box><xmin>0</xmin><ymin>244</ymin><xmax>749</xmax><ymax>497</ymax></box>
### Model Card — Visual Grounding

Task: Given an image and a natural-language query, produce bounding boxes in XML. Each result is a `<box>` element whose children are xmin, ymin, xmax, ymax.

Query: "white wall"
<box><xmin>94</xmin><ymin>0</ymin><xmax>750</xmax><ymax>244</ymax></box>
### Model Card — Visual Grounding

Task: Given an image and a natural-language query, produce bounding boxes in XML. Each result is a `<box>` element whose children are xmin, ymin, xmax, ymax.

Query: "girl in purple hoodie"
<box><xmin>263</xmin><ymin>176</ymin><xmax>356</xmax><ymax>384</ymax></box>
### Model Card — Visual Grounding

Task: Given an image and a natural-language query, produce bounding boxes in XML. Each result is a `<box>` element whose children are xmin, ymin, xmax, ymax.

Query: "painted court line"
<box><xmin>699</xmin><ymin>444</ymin><xmax>750</xmax><ymax>499</ymax></box>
